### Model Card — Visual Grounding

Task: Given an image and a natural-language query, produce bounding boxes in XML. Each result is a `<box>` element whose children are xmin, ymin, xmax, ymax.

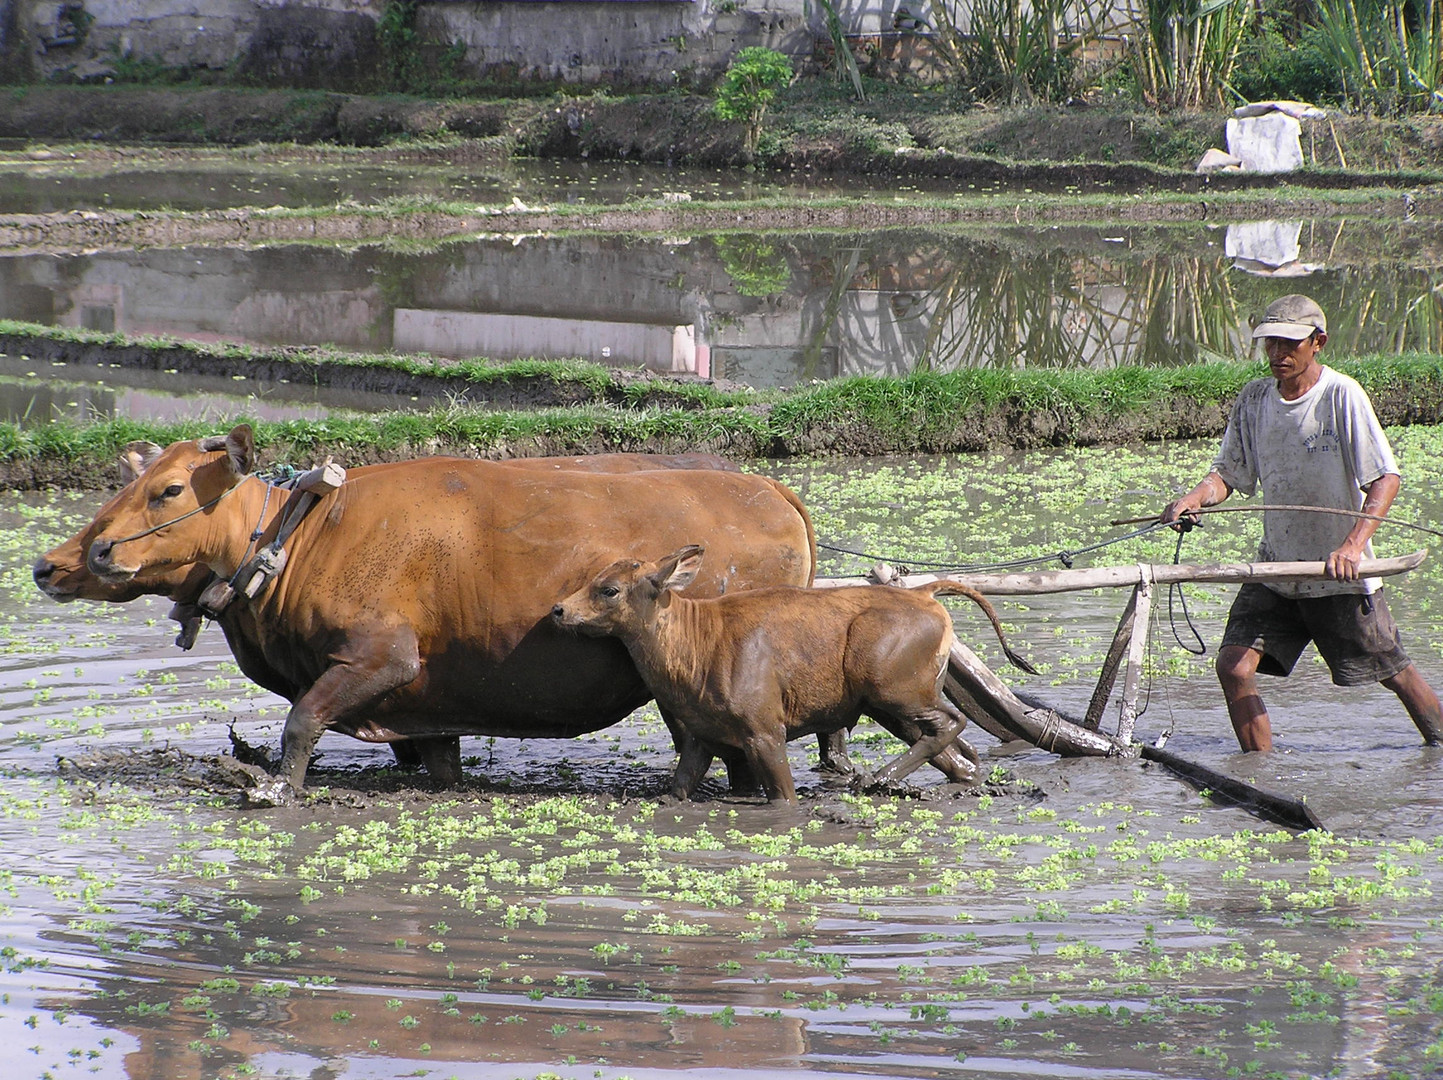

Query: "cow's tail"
<box><xmin>765</xmin><ymin>478</ymin><xmax>819</xmax><ymax>587</ymax></box>
<box><xmin>922</xmin><ymin>581</ymin><xmax>1038</xmax><ymax>675</ymax></box>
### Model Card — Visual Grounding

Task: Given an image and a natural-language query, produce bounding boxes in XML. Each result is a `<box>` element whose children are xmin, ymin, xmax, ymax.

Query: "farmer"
<box><xmin>1162</xmin><ymin>293</ymin><xmax>1443</xmax><ymax>752</ymax></box>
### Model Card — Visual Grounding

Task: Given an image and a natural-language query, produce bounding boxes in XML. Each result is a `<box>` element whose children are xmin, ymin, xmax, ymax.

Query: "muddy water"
<box><xmin>0</xmin><ymin>157</ymin><xmax>909</xmax><ymax>216</ymax></box>
<box><xmin>4</xmin><ymin>446</ymin><xmax>1443</xmax><ymax>1080</ymax></box>
<box><xmin>3</xmin><ymin>218</ymin><xmax>1442</xmax><ymax>421</ymax></box>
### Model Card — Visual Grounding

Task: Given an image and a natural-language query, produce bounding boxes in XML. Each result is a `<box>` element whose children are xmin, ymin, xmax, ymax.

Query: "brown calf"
<box><xmin>552</xmin><ymin>545</ymin><xmax>1036</xmax><ymax>802</ymax></box>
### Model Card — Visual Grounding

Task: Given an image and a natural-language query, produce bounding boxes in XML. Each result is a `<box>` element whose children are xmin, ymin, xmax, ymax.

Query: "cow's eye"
<box><xmin>598</xmin><ymin>585</ymin><xmax>620</xmax><ymax>599</ymax></box>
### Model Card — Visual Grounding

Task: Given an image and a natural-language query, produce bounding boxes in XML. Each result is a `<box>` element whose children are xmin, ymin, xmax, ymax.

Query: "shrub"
<box><xmin>713</xmin><ymin>47</ymin><xmax>793</xmax><ymax>160</ymax></box>
<box><xmin>1230</xmin><ymin>20</ymin><xmax>1344</xmax><ymax>106</ymax></box>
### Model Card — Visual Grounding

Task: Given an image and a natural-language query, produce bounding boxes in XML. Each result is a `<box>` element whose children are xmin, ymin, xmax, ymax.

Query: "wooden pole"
<box><xmin>948</xmin><ymin>641</ymin><xmax>1120</xmax><ymax>757</ymax></box>
<box><xmin>1116</xmin><ymin>575</ymin><xmax>1153</xmax><ymax>746</ymax></box>
<box><xmin>1013</xmin><ymin>689</ymin><xmax>1327</xmax><ymax>832</ymax></box>
<box><xmin>813</xmin><ymin>551</ymin><xmax>1426</xmax><ymax>596</ymax></box>
<box><xmin>1084</xmin><ymin>585</ymin><xmax>1138</xmax><ymax>730</ymax></box>
<box><xmin>1139</xmin><ymin>743</ymin><xmax>1325</xmax><ymax>832</ymax></box>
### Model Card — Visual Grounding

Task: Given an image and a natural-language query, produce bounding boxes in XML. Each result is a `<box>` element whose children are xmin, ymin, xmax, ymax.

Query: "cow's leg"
<box><xmin>816</xmin><ymin>730</ymin><xmax>856</xmax><ymax>775</ymax></box>
<box><xmin>741</xmin><ymin>730</ymin><xmax>796</xmax><ymax>803</ymax></box>
<box><xmin>410</xmin><ymin>736</ymin><xmax>463</xmax><ymax>784</ymax></box>
<box><xmin>247</xmin><ymin>631</ymin><xmax>422</xmax><ymax>807</ymax></box>
<box><xmin>390</xmin><ymin>740</ymin><xmax>424</xmax><ymax>769</ymax></box>
<box><xmin>870</xmin><ymin>703</ymin><xmax>966</xmax><ymax>786</ymax></box>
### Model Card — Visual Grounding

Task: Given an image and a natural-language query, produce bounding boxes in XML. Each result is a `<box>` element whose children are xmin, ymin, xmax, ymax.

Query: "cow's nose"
<box><xmin>32</xmin><ymin>556</ymin><xmax>55</xmax><ymax>586</ymax></box>
<box><xmin>551</xmin><ymin>603</ymin><xmax>565</xmax><ymax>620</ymax></box>
<box><xmin>87</xmin><ymin>538</ymin><xmax>115</xmax><ymax>574</ymax></box>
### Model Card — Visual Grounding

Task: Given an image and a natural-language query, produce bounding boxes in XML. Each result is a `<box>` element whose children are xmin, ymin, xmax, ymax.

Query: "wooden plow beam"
<box><xmin>813</xmin><ymin>550</ymin><xmax>1427</xmax><ymax>831</ymax></box>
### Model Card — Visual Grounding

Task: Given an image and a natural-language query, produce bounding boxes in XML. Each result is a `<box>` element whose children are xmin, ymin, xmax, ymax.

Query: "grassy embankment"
<box><xmin>5</xmin><ymin>322</ymin><xmax>1443</xmax><ymax>489</ymax></box>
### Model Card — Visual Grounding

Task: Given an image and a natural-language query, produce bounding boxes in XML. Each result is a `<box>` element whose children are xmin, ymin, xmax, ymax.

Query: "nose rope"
<box><xmin>102</xmin><ymin>477</ymin><xmax>250</xmax><ymax>548</ymax></box>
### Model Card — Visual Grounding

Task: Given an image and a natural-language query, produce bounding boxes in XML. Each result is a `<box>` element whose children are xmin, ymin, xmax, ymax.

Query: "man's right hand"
<box><xmin>1161</xmin><ymin>497</ymin><xmax>1202</xmax><ymax>530</ymax></box>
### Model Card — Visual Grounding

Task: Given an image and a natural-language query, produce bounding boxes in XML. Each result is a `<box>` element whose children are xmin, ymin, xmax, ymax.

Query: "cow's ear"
<box><xmin>652</xmin><ymin>545</ymin><xmax>705</xmax><ymax>593</ymax></box>
<box><xmin>223</xmin><ymin>424</ymin><xmax>256</xmax><ymax>476</ymax></box>
<box><xmin>118</xmin><ymin>441</ymin><xmax>162</xmax><ymax>484</ymax></box>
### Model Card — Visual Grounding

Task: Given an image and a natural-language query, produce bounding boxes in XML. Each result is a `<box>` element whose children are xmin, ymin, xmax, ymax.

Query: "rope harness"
<box><xmin>164</xmin><ymin>461</ymin><xmax>347</xmax><ymax>648</ymax></box>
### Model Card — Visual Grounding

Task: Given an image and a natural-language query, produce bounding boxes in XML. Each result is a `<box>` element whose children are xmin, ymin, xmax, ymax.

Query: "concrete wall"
<box><xmin>4</xmin><ymin>0</ymin><xmax>860</xmax><ymax>86</ymax></box>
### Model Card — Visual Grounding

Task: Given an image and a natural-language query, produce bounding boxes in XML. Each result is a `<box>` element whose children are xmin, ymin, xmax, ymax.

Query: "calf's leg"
<box><xmin>668</xmin><ymin>723</ymin><xmax>717</xmax><ymax>799</ymax></box>
<box><xmin>741</xmin><ymin>729</ymin><xmax>797</xmax><ymax>803</ymax></box>
<box><xmin>869</xmin><ymin>702</ymin><xmax>967</xmax><ymax>786</ymax></box>
<box><xmin>663</xmin><ymin>709</ymin><xmax>758</xmax><ymax>796</ymax></box>
<box><xmin>871</xmin><ymin>716</ymin><xmax>978</xmax><ymax>783</ymax></box>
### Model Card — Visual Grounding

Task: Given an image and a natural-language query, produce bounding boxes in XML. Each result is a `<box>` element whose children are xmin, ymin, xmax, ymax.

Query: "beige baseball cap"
<box><xmin>1251</xmin><ymin>294</ymin><xmax>1327</xmax><ymax>340</ymax></box>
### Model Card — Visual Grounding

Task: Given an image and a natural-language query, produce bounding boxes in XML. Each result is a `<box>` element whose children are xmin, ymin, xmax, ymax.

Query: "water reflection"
<box><xmin>1</xmin><ymin>219</ymin><xmax>1440</xmax><ymax>420</ymax></box>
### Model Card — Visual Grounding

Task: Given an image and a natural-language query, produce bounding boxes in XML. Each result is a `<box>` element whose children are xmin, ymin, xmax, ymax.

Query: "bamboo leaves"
<box><xmin>1315</xmin><ymin>0</ymin><xmax>1443</xmax><ymax>114</ymax></box>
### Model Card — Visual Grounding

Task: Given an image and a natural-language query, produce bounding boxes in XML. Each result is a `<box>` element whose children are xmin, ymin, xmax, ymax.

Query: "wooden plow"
<box><xmin>815</xmin><ymin>550</ymin><xmax>1428</xmax><ymax>831</ymax></box>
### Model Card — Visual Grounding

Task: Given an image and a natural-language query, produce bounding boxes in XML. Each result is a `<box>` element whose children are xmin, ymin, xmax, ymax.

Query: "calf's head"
<box><xmin>83</xmin><ymin>424</ymin><xmax>256</xmax><ymax>583</ymax></box>
<box><xmin>552</xmin><ymin>545</ymin><xmax>705</xmax><ymax>637</ymax></box>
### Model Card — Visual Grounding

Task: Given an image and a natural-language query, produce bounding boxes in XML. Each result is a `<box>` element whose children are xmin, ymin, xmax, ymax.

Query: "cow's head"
<box><xmin>82</xmin><ymin>424</ymin><xmax>256</xmax><ymax>584</ymax></box>
<box><xmin>552</xmin><ymin>544</ymin><xmax>705</xmax><ymax>638</ymax></box>
<box><xmin>35</xmin><ymin>440</ymin><xmax>217</xmax><ymax>603</ymax></box>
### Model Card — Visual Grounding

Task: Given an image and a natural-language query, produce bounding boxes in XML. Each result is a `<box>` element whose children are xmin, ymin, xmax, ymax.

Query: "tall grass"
<box><xmin>928</xmin><ymin>0</ymin><xmax>1119</xmax><ymax>103</ymax></box>
<box><xmin>1121</xmin><ymin>0</ymin><xmax>1258</xmax><ymax>108</ymax></box>
<box><xmin>1315</xmin><ymin>0</ymin><xmax>1443</xmax><ymax>113</ymax></box>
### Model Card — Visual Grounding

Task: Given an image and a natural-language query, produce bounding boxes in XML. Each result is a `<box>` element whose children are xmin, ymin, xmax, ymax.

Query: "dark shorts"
<box><xmin>1220</xmin><ymin>583</ymin><xmax>1412</xmax><ymax>686</ymax></box>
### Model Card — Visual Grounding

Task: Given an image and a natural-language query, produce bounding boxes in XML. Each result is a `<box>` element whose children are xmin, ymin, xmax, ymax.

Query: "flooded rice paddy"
<box><xmin>0</xmin><ymin>156</ymin><xmax>921</xmax><ymax>216</ymax></box>
<box><xmin>3</xmin><ymin>214</ymin><xmax>1443</xmax><ymax>423</ymax></box>
<box><xmin>4</xmin><ymin>444</ymin><xmax>1443</xmax><ymax>1080</ymax></box>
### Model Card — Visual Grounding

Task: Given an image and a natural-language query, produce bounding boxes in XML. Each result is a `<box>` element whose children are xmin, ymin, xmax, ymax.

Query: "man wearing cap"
<box><xmin>1162</xmin><ymin>294</ymin><xmax>1442</xmax><ymax>751</ymax></box>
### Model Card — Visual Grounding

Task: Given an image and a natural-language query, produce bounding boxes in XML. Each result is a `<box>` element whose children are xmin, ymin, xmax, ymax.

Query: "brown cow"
<box><xmin>66</xmin><ymin>424</ymin><xmax>858</xmax><ymax>804</ymax></box>
<box><xmin>36</xmin><ymin>446</ymin><xmax>966</xmax><ymax>787</ymax></box>
<box><xmin>34</xmin><ymin>451</ymin><xmax>776</xmax><ymax>779</ymax></box>
<box><xmin>552</xmin><ymin>544</ymin><xmax>1037</xmax><ymax>802</ymax></box>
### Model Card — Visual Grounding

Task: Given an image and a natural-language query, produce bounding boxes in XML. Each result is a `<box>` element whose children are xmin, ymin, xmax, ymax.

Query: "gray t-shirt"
<box><xmin>1212</xmin><ymin>365</ymin><xmax>1398</xmax><ymax>597</ymax></box>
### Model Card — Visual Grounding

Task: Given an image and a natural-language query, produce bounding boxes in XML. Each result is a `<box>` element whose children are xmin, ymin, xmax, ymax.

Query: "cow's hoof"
<box><xmin>242</xmin><ymin>779</ymin><xmax>296</xmax><ymax>809</ymax></box>
<box><xmin>818</xmin><ymin>753</ymin><xmax>857</xmax><ymax>777</ymax></box>
<box><xmin>857</xmin><ymin>773</ymin><xmax>924</xmax><ymax>799</ymax></box>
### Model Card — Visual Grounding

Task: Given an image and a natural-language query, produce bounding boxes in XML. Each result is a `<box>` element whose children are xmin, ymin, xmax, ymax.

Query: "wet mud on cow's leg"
<box><xmin>247</xmin><ymin>630</ymin><xmax>423</xmax><ymax>808</ymax></box>
<box><xmin>391</xmin><ymin>736</ymin><xmax>464</xmax><ymax>784</ymax></box>
<box><xmin>741</xmin><ymin>730</ymin><xmax>798</xmax><ymax>802</ymax></box>
<box><xmin>868</xmin><ymin>703</ymin><xmax>969</xmax><ymax>788</ymax></box>
<box><xmin>816</xmin><ymin>729</ymin><xmax>855</xmax><ymax>775</ymax></box>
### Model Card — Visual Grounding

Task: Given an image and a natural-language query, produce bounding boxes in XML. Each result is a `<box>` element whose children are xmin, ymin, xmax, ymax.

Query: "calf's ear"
<box><xmin>651</xmin><ymin>544</ymin><xmax>705</xmax><ymax>593</ymax></box>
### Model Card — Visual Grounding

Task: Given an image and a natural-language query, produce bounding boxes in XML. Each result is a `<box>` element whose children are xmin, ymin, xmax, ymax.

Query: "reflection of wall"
<box><xmin>394</xmin><ymin>308</ymin><xmax>698</xmax><ymax>373</ymax></box>
<box><xmin>0</xmin><ymin>377</ymin><xmax>115</xmax><ymax>423</ymax></box>
<box><xmin>2</xmin><ymin>224</ymin><xmax>1441</xmax><ymax>396</ymax></box>
<box><xmin>0</xmin><ymin>250</ymin><xmax>390</xmax><ymax>349</ymax></box>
